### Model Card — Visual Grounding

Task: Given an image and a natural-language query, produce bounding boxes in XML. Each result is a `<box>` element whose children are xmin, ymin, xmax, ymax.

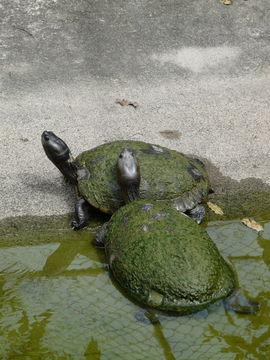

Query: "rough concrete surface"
<box><xmin>1</xmin><ymin>0</ymin><xmax>270</xmax><ymax>220</ymax></box>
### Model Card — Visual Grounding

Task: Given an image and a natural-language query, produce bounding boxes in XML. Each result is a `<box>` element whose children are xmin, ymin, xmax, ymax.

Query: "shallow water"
<box><xmin>0</xmin><ymin>216</ymin><xmax>270</xmax><ymax>360</ymax></box>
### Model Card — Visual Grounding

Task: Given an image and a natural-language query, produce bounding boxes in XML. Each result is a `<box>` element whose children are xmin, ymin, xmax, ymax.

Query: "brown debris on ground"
<box><xmin>115</xmin><ymin>99</ymin><xmax>139</xmax><ymax>109</ymax></box>
<box><xmin>220</xmin><ymin>0</ymin><xmax>233</xmax><ymax>5</ymax></box>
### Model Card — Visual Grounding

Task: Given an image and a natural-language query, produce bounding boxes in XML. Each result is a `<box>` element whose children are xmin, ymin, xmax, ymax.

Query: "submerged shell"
<box><xmin>105</xmin><ymin>200</ymin><xmax>236</xmax><ymax>314</ymax></box>
<box><xmin>75</xmin><ymin>140</ymin><xmax>210</xmax><ymax>214</ymax></box>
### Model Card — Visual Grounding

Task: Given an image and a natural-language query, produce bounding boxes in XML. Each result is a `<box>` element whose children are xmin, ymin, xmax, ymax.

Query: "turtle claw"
<box><xmin>92</xmin><ymin>238</ymin><xmax>105</xmax><ymax>248</ymax></box>
<box><xmin>224</xmin><ymin>289</ymin><xmax>260</xmax><ymax>314</ymax></box>
<box><xmin>71</xmin><ymin>219</ymin><xmax>87</xmax><ymax>231</ymax></box>
<box><xmin>134</xmin><ymin>310</ymin><xmax>160</xmax><ymax>325</ymax></box>
<box><xmin>186</xmin><ymin>204</ymin><xmax>205</xmax><ymax>224</ymax></box>
<box><xmin>92</xmin><ymin>223</ymin><xmax>108</xmax><ymax>248</ymax></box>
<box><xmin>135</xmin><ymin>310</ymin><xmax>152</xmax><ymax>324</ymax></box>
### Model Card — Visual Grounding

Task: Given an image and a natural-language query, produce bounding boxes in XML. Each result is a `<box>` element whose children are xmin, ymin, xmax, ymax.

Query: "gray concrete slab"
<box><xmin>1</xmin><ymin>0</ymin><xmax>270</xmax><ymax>219</ymax></box>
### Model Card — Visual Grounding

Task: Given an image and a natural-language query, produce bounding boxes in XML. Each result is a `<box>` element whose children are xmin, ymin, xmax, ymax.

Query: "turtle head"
<box><xmin>117</xmin><ymin>148</ymin><xmax>140</xmax><ymax>203</ymax></box>
<box><xmin>41</xmin><ymin>131</ymin><xmax>77</xmax><ymax>184</ymax></box>
<box><xmin>41</xmin><ymin>131</ymin><xmax>70</xmax><ymax>163</ymax></box>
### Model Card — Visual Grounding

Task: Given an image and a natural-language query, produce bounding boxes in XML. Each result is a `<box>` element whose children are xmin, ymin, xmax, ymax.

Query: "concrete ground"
<box><xmin>1</xmin><ymin>0</ymin><xmax>270</xmax><ymax>220</ymax></box>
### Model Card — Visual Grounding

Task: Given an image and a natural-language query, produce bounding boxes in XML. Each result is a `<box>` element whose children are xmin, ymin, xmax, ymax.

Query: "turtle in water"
<box><xmin>93</xmin><ymin>149</ymin><xmax>259</xmax><ymax>315</ymax></box>
<box><xmin>41</xmin><ymin>131</ymin><xmax>211</xmax><ymax>229</ymax></box>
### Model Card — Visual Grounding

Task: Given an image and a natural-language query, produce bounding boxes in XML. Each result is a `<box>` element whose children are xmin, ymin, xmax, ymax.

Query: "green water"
<box><xmin>0</xmin><ymin>216</ymin><xmax>270</xmax><ymax>359</ymax></box>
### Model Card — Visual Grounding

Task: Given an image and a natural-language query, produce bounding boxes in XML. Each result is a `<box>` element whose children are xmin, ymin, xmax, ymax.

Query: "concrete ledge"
<box><xmin>1</xmin><ymin>0</ymin><xmax>270</xmax><ymax>220</ymax></box>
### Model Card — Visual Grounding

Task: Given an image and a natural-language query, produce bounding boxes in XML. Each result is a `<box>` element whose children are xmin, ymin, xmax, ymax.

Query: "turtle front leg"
<box><xmin>71</xmin><ymin>198</ymin><xmax>92</xmax><ymax>230</ymax></box>
<box><xmin>92</xmin><ymin>222</ymin><xmax>108</xmax><ymax>248</ymax></box>
<box><xmin>185</xmin><ymin>204</ymin><xmax>206</xmax><ymax>224</ymax></box>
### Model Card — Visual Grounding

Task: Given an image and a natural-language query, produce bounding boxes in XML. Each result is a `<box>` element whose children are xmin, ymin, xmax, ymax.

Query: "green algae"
<box><xmin>105</xmin><ymin>200</ymin><xmax>235</xmax><ymax>313</ymax></box>
<box><xmin>0</xmin><ymin>212</ymin><xmax>108</xmax><ymax>246</ymax></box>
<box><xmin>206</xmin><ymin>190</ymin><xmax>270</xmax><ymax>221</ymax></box>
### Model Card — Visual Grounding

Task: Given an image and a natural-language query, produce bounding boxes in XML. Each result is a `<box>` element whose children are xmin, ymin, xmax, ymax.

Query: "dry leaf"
<box><xmin>116</xmin><ymin>98</ymin><xmax>139</xmax><ymax>109</ymax></box>
<box><xmin>159</xmin><ymin>130</ymin><xmax>182</xmax><ymax>140</ymax></box>
<box><xmin>241</xmin><ymin>218</ymin><xmax>263</xmax><ymax>232</ymax></box>
<box><xmin>207</xmin><ymin>201</ymin><xmax>224</xmax><ymax>215</ymax></box>
<box><xmin>220</xmin><ymin>0</ymin><xmax>233</xmax><ymax>4</ymax></box>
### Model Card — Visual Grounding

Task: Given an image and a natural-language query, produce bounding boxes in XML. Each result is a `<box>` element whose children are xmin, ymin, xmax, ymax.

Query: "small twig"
<box><xmin>14</xmin><ymin>26</ymin><xmax>34</xmax><ymax>38</ymax></box>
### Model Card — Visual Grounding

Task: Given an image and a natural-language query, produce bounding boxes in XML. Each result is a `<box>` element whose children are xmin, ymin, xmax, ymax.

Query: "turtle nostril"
<box><xmin>42</xmin><ymin>131</ymin><xmax>50</xmax><ymax>141</ymax></box>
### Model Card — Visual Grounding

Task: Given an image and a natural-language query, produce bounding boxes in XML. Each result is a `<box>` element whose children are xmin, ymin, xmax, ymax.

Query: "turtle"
<box><xmin>93</xmin><ymin>149</ymin><xmax>259</xmax><ymax>315</ymax></box>
<box><xmin>41</xmin><ymin>131</ymin><xmax>211</xmax><ymax>230</ymax></box>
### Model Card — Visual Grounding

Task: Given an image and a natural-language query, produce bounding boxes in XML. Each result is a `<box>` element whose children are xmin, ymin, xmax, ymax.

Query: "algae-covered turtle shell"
<box><xmin>75</xmin><ymin>140</ymin><xmax>210</xmax><ymax>215</ymax></box>
<box><xmin>104</xmin><ymin>200</ymin><xmax>235</xmax><ymax>314</ymax></box>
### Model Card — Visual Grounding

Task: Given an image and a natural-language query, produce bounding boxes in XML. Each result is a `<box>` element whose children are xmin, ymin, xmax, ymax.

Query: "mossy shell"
<box><xmin>75</xmin><ymin>140</ymin><xmax>210</xmax><ymax>214</ymax></box>
<box><xmin>104</xmin><ymin>200</ymin><xmax>236</xmax><ymax>314</ymax></box>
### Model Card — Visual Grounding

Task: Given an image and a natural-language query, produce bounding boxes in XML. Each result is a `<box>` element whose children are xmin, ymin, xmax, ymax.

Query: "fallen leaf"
<box><xmin>220</xmin><ymin>0</ymin><xmax>233</xmax><ymax>4</ymax></box>
<box><xmin>241</xmin><ymin>218</ymin><xmax>263</xmax><ymax>232</ymax></box>
<box><xmin>207</xmin><ymin>201</ymin><xmax>224</xmax><ymax>215</ymax></box>
<box><xmin>159</xmin><ymin>130</ymin><xmax>182</xmax><ymax>140</ymax></box>
<box><xmin>20</xmin><ymin>137</ymin><xmax>29</xmax><ymax>142</ymax></box>
<box><xmin>116</xmin><ymin>98</ymin><xmax>139</xmax><ymax>109</ymax></box>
